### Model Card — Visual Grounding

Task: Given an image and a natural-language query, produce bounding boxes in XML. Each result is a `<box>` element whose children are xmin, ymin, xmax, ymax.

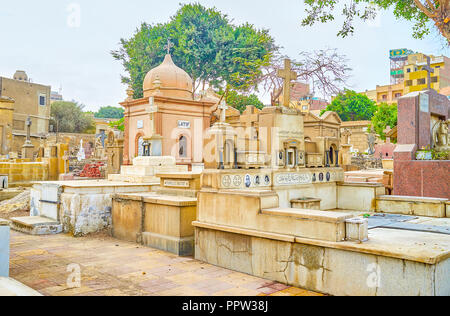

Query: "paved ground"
<box><xmin>9</xmin><ymin>231</ymin><xmax>322</xmax><ymax>296</ymax></box>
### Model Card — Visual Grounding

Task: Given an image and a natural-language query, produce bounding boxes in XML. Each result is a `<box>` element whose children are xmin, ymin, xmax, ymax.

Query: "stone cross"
<box><xmin>218</xmin><ymin>99</ymin><xmax>228</xmax><ymax>123</ymax></box>
<box><xmin>277</xmin><ymin>59</ymin><xmax>298</xmax><ymax>107</ymax></box>
<box><xmin>25</xmin><ymin>116</ymin><xmax>32</xmax><ymax>142</ymax></box>
<box><xmin>423</xmin><ymin>55</ymin><xmax>435</xmax><ymax>90</ymax></box>
<box><xmin>164</xmin><ymin>38</ymin><xmax>174</xmax><ymax>55</ymax></box>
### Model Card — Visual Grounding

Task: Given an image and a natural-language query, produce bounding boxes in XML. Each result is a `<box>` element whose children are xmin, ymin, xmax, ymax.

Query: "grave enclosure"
<box><xmin>8</xmin><ymin>54</ymin><xmax>450</xmax><ymax>296</ymax></box>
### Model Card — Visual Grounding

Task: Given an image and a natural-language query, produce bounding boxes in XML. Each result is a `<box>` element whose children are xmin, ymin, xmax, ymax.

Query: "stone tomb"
<box><xmin>394</xmin><ymin>89</ymin><xmax>450</xmax><ymax>199</ymax></box>
<box><xmin>108</xmin><ymin>156</ymin><xmax>187</xmax><ymax>184</ymax></box>
<box><xmin>112</xmin><ymin>172</ymin><xmax>201</xmax><ymax>256</ymax></box>
<box><xmin>12</xmin><ymin>180</ymin><xmax>155</xmax><ymax>236</ymax></box>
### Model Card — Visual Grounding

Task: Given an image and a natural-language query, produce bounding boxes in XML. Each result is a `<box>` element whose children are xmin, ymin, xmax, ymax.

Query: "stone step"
<box><xmin>10</xmin><ymin>216</ymin><xmax>62</xmax><ymax>235</ymax></box>
<box><xmin>0</xmin><ymin>277</ymin><xmax>42</xmax><ymax>296</ymax></box>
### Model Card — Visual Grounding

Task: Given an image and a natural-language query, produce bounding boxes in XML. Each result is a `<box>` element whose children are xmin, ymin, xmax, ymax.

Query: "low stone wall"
<box><xmin>394</xmin><ymin>160</ymin><xmax>450</xmax><ymax>199</ymax></box>
<box><xmin>0</xmin><ymin>220</ymin><xmax>10</xmax><ymax>277</ymax></box>
<box><xmin>0</xmin><ymin>162</ymin><xmax>48</xmax><ymax>185</ymax></box>
<box><xmin>195</xmin><ymin>227</ymin><xmax>450</xmax><ymax>296</ymax></box>
<box><xmin>375</xmin><ymin>195</ymin><xmax>448</xmax><ymax>218</ymax></box>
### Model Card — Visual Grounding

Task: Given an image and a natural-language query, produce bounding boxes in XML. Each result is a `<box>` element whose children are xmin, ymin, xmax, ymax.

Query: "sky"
<box><xmin>0</xmin><ymin>0</ymin><xmax>448</xmax><ymax>112</ymax></box>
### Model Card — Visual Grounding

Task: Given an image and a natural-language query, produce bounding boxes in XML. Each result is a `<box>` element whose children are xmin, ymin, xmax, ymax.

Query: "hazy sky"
<box><xmin>0</xmin><ymin>0</ymin><xmax>448</xmax><ymax>111</ymax></box>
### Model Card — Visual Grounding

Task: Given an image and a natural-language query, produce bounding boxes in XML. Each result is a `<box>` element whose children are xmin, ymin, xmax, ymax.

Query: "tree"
<box><xmin>370</xmin><ymin>103</ymin><xmax>398</xmax><ymax>140</ymax></box>
<box><xmin>109</xmin><ymin>117</ymin><xmax>124</xmax><ymax>132</ymax></box>
<box><xmin>260</xmin><ymin>49</ymin><xmax>351</xmax><ymax>106</ymax></box>
<box><xmin>111</xmin><ymin>3</ymin><xmax>276</xmax><ymax>99</ymax></box>
<box><xmin>50</xmin><ymin>101</ymin><xmax>93</xmax><ymax>133</ymax></box>
<box><xmin>302</xmin><ymin>0</ymin><xmax>450</xmax><ymax>44</ymax></box>
<box><xmin>94</xmin><ymin>106</ymin><xmax>124</xmax><ymax>119</ymax></box>
<box><xmin>221</xmin><ymin>90</ymin><xmax>265</xmax><ymax>113</ymax></box>
<box><xmin>322</xmin><ymin>89</ymin><xmax>377</xmax><ymax>121</ymax></box>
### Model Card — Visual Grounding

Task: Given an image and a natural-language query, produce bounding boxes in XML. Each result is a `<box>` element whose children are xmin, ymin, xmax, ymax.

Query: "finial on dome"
<box><xmin>164</xmin><ymin>38</ymin><xmax>174</xmax><ymax>55</ymax></box>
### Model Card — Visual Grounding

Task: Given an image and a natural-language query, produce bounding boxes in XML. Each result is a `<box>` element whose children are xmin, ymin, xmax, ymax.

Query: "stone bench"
<box><xmin>375</xmin><ymin>195</ymin><xmax>449</xmax><ymax>218</ymax></box>
<box><xmin>0</xmin><ymin>220</ymin><xmax>10</xmax><ymax>277</ymax></box>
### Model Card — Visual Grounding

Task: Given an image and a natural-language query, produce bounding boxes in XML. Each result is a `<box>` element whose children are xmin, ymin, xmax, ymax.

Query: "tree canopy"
<box><xmin>221</xmin><ymin>90</ymin><xmax>265</xmax><ymax>113</ymax></box>
<box><xmin>50</xmin><ymin>101</ymin><xmax>93</xmax><ymax>133</ymax></box>
<box><xmin>302</xmin><ymin>0</ymin><xmax>450</xmax><ymax>44</ymax></box>
<box><xmin>370</xmin><ymin>103</ymin><xmax>398</xmax><ymax>141</ymax></box>
<box><xmin>322</xmin><ymin>89</ymin><xmax>377</xmax><ymax>121</ymax></box>
<box><xmin>111</xmin><ymin>3</ymin><xmax>276</xmax><ymax>99</ymax></box>
<box><xmin>94</xmin><ymin>106</ymin><xmax>124</xmax><ymax>119</ymax></box>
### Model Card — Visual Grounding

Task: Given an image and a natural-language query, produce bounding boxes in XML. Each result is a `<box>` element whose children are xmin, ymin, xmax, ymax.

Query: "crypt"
<box><xmin>120</xmin><ymin>50</ymin><xmax>217</xmax><ymax>169</ymax></box>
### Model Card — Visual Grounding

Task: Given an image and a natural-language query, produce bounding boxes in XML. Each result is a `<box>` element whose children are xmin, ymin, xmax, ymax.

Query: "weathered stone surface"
<box><xmin>195</xmin><ymin>227</ymin><xmax>450</xmax><ymax>296</ymax></box>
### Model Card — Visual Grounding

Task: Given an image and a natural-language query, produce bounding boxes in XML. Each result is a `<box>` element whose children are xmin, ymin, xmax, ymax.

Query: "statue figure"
<box><xmin>432</xmin><ymin>119</ymin><xmax>450</xmax><ymax>151</ymax></box>
<box><xmin>367</xmin><ymin>130</ymin><xmax>376</xmax><ymax>156</ymax></box>
<box><xmin>77</xmin><ymin>139</ymin><xmax>86</xmax><ymax>161</ymax></box>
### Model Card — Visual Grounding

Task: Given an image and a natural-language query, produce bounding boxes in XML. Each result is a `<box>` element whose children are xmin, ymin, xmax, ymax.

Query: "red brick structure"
<box><xmin>393</xmin><ymin>89</ymin><xmax>450</xmax><ymax>199</ymax></box>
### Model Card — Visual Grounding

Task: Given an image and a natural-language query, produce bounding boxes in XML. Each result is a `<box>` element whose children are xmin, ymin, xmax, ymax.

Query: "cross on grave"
<box><xmin>423</xmin><ymin>55</ymin><xmax>435</xmax><ymax>90</ymax></box>
<box><xmin>277</xmin><ymin>59</ymin><xmax>298</xmax><ymax>107</ymax></box>
<box><xmin>218</xmin><ymin>99</ymin><xmax>228</xmax><ymax>123</ymax></box>
<box><xmin>164</xmin><ymin>38</ymin><xmax>174</xmax><ymax>55</ymax></box>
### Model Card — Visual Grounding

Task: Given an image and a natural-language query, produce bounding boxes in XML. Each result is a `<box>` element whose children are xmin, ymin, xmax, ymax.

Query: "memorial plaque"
<box><xmin>163</xmin><ymin>180</ymin><xmax>189</xmax><ymax>188</ymax></box>
<box><xmin>420</xmin><ymin>93</ymin><xmax>429</xmax><ymax>113</ymax></box>
<box><xmin>137</xmin><ymin>120</ymin><xmax>144</xmax><ymax>129</ymax></box>
<box><xmin>178</xmin><ymin>120</ymin><xmax>191</xmax><ymax>129</ymax></box>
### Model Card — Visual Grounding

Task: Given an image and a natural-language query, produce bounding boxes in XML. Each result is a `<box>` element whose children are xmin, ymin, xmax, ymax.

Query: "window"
<box><xmin>179</xmin><ymin>136</ymin><xmax>187</xmax><ymax>158</ymax></box>
<box><xmin>406</xmin><ymin>80</ymin><xmax>413</xmax><ymax>87</ymax></box>
<box><xmin>382</xmin><ymin>95</ymin><xmax>387</xmax><ymax>100</ymax></box>
<box><xmin>417</xmin><ymin>78</ymin><xmax>426</xmax><ymax>85</ymax></box>
<box><xmin>395</xmin><ymin>93</ymin><xmax>402</xmax><ymax>98</ymax></box>
<box><xmin>39</xmin><ymin>94</ymin><xmax>46</xmax><ymax>106</ymax></box>
<box><xmin>431</xmin><ymin>76</ymin><xmax>438</xmax><ymax>83</ymax></box>
<box><xmin>407</xmin><ymin>68</ymin><xmax>411</xmax><ymax>73</ymax></box>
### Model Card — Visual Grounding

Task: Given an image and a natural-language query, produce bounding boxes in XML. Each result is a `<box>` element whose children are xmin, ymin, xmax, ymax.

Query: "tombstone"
<box><xmin>393</xmin><ymin>89</ymin><xmax>450</xmax><ymax>198</ymax></box>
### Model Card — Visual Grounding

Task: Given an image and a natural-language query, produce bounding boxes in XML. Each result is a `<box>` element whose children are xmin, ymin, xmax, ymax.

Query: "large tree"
<box><xmin>302</xmin><ymin>0</ymin><xmax>450</xmax><ymax>44</ymax></box>
<box><xmin>111</xmin><ymin>3</ymin><xmax>276</xmax><ymax>99</ymax></box>
<box><xmin>94</xmin><ymin>106</ymin><xmax>124</xmax><ymax>119</ymax></box>
<box><xmin>260</xmin><ymin>49</ymin><xmax>351</xmax><ymax>106</ymax></box>
<box><xmin>50</xmin><ymin>101</ymin><xmax>93</xmax><ymax>133</ymax></box>
<box><xmin>322</xmin><ymin>89</ymin><xmax>377</xmax><ymax>121</ymax></box>
<box><xmin>370</xmin><ymin>103</ymin><xmax>398</xmax><ymax>140</ymax></box>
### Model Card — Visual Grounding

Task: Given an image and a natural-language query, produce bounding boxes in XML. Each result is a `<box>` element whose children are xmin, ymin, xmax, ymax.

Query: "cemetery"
<box><xmin>0</xmin><ymin>1</ymin><xmax>449</xmax><ymax>297</ymax></box>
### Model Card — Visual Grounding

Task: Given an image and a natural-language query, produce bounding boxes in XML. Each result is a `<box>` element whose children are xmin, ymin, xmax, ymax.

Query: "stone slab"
<box><xmin>0</xmin><ymin>277</ymin><xmax>42</xmax><ymax>296</ymax></box>
<box><xmin>10</xmin><ymin>216</ymin><xmax>62</xmax><ymax>235</ymax></box>
<box><xmin>261</xmin><ymin>208</ymin><xmax>353</xmax><ymax>223</ymax></box>
<box><xmin>376</xmin><ymin>195</ymin><xmax>447</xmax><ymax>218</ymax></box>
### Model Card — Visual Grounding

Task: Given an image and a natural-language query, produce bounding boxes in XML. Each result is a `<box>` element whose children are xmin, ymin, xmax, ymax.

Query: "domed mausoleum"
<box><xmin>143</xmin><ymin>54</ymin><xmax>193</xmax><ymax>99</ymax></box>
<box><xmin>120</xmin><ymin>53</ymin><xmax>217</xmax><ymax>168</ymax></box>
